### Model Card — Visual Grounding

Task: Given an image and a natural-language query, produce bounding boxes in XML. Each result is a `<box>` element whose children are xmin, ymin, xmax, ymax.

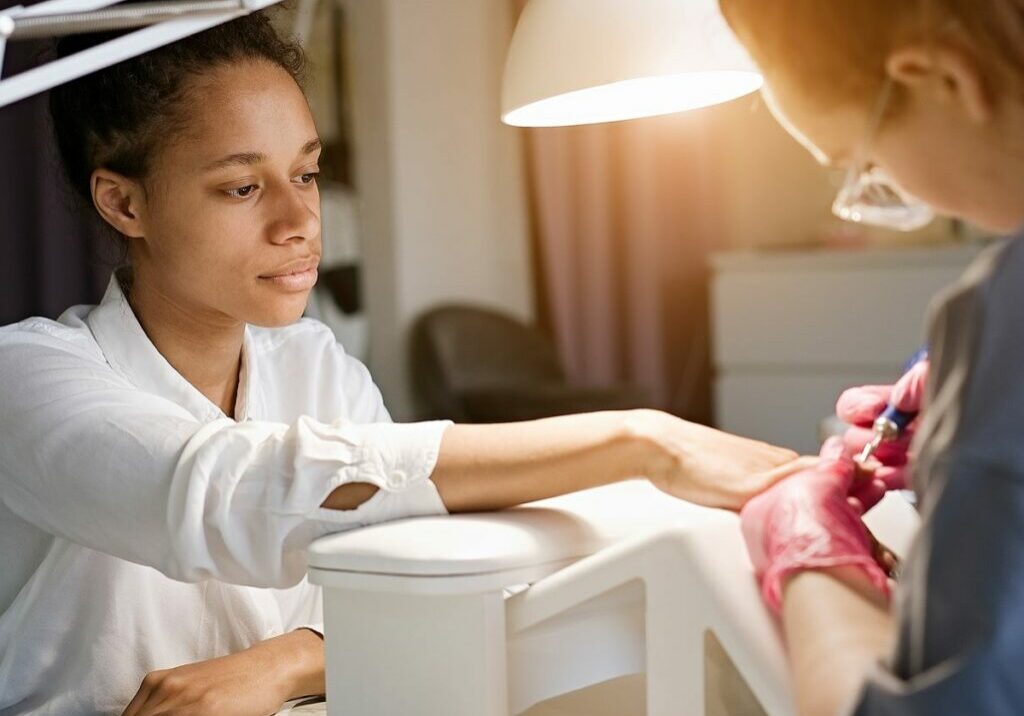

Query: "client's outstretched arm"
<box><xmin>326</xmin><ymin>410</ymin><xmax>811</xmax><ymax>514</ymax></box>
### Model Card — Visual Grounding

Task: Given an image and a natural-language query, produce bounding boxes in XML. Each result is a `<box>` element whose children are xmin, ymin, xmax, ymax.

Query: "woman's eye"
<box><xmin>226</xmin><ymin>185</ymin><xmax>257</xmax><ymax>199</ymax></box>
<box><xmin>299</xmin><ymin>171</ymin><xmax>320</xmax><ymax>185</ymax></box>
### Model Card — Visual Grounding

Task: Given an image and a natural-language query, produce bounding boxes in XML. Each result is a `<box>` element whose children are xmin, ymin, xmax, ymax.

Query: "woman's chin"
<box><xmin>247</xmin><ymin>298</ymin><xmax>310</xmax><ymax>328</ymax></box>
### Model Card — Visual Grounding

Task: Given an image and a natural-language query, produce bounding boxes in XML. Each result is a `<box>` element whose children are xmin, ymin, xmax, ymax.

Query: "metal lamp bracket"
<box><xmin>0</xmin><ymin>0</ymin><xmax>281</xmax><ymax>108</ymax></box>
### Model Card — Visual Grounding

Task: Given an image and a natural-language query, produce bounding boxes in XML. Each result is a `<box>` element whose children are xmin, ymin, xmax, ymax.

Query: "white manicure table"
<box><xmin>307</xmin><ymin>481</ymin><xmax>919</xmax><ymax>716</ymax></box>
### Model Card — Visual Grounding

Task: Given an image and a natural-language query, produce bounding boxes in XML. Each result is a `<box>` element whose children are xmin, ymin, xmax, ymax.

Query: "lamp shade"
<box><xmin>501</xmin><ymin>0</ymin><xmax>762</xmax><ymax>127</ymax></box>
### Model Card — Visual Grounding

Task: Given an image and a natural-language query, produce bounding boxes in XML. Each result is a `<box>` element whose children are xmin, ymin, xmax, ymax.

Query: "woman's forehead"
<box><xmin>168</xmin><ymin>62</ymin><xmax>318</xmax><ymax>172</ymax></box>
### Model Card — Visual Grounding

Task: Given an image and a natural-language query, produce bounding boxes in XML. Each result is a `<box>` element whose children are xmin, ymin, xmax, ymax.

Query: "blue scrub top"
<box><xmin>851</xmin><ymin>232</ymin><xmax>1024</xmax><ymax>715</ymax></box>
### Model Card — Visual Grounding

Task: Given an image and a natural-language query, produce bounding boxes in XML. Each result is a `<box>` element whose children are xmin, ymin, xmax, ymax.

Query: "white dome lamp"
<box><xmin>501</xmin><ymin>0</ymin><xmax>763</xmax><ymax>127</ymax></box>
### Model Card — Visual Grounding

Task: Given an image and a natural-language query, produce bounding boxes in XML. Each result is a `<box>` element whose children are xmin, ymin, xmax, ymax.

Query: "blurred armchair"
<box><xmin>411</xmin><ymin>304</ymin><xmax>648</xmax><ymax>422</ymax></box>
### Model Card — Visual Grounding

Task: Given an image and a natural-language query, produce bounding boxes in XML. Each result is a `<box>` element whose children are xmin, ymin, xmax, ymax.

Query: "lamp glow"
<box><xmin>504</xmin><ymin>71</ymin><xmax>762</xmax><ymax>127</ymax></box>
<box><xmin>502</xmin><ymin>0</ymin><xmax>763</xmax><ymax>127</ymax></box>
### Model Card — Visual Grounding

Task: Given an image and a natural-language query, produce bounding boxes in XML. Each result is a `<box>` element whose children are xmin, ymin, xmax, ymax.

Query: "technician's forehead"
<box><xmin>761</xmin><ymin>79</ymin><xmax>858</xmax><ymax>169</ymax></box>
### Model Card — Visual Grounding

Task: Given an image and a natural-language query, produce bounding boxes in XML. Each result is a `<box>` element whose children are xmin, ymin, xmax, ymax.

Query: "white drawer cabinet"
<box><xmin>711</xmin><ymin>243</ymin><xmax>986</xmax><ymax>454</ymax></box>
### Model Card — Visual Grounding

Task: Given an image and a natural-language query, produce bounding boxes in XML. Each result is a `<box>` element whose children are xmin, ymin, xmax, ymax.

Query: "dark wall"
<box><xmin>0</xmin><ymin>7</ymin><xmax>112</xmax><ymax>325</ymax></box>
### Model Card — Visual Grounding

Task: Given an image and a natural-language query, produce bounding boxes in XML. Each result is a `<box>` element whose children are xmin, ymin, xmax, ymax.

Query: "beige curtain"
<box><xmin>507</xmin><ymin>2</ymin><xmax>859</xmax><ymax>422</ymax></box>
<box><xmin>521</xmin><ymin>95</ymin><xmax>731</xmax><ymax>422</ymax></box>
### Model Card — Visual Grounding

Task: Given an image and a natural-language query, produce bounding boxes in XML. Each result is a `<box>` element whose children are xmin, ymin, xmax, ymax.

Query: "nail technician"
<box><xmin>724</xmin><ymin>1</ymin><xmax>1024</xmax><ymax>714</ymax></box>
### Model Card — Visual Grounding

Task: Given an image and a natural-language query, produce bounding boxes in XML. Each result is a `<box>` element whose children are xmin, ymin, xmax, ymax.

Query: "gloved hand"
<box><xmin>836</xmin><ymin>359</ymin><xmax>929</xmax><ymax>511</ymax></box>
<box><xmin>740</xmin><ymin>439</ymin><xmax>892</xmax><ymax>614</ymax></box>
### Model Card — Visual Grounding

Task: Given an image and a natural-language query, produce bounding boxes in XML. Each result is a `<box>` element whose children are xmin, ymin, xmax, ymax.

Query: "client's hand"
<box><xmin>121</xmin><ymin>629</ymin><xmax>323</xmax><ymax>716</ymax></box>
<box><xmin>633</xmin><ymin>410</ymin><xmax>813</xmax><ymax>510</ymax></box>
<box><xmin>836</xmin><ymin>359</ymin><xmax>929</xmax><ymax>510</ymax></box>
<box><xmin>740</xmin><ymin>438</ymin><xmax>891</xmax><ymax>614</ymax></box>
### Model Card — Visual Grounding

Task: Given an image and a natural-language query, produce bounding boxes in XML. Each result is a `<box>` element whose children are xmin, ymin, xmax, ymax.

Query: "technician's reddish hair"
<box><xmin>718</xmin><ymin>0</ymin><xmax>1024</xmax><ymax>106</ymax></box>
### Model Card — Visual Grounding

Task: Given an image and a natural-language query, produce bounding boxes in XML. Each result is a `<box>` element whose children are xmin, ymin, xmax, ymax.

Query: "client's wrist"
<box><xmin>240</xmin><ymin>628</ymin><xmax>326</xmax><ymax>702</ymax></box>
<box><xmin>575</xmin><ymin>410</ymin><xmax>666</xmax><ymax>489</ymax></box>
<box><xmin>619</xmin><ymin>409</ymin><xmax>687</xmax><ymax>486</ymax></box>
<box><xmin>276</xmin><ymin>628</ymin><xmax>326</xmax><ymax>700</ymax></box>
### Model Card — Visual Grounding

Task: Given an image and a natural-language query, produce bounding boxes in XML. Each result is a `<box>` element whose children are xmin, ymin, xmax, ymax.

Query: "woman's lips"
<box><xmin>258</xmin><ymin>267</ymin><xmax>318</xmax><ymax>291</ymax></box>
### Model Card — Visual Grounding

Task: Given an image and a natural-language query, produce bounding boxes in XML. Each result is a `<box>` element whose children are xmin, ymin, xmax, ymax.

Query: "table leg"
<box><xmin>322</xmin><ymin>588</ymin><xmax>508</xmax><ymax>716</ymax></box>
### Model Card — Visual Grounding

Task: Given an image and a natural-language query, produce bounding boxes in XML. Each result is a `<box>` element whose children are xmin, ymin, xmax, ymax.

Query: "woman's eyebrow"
<box><xmin>204</xmin><ymin>151</ymin><xmax>265</xmax><ymax>172</ymax></box>
<box><xmin>202</xmin><ymin>139</ymin><xmax>321</xmax><ymax>172</ymax></box>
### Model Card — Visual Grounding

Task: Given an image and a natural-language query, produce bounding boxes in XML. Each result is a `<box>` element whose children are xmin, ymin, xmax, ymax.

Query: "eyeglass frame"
<box><xmin>831</xmin><ymin>76</ymin><xmax>936</xmax><ymax>231</ymax></box>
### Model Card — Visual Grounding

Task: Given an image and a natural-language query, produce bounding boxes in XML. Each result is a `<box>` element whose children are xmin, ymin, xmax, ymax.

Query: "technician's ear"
<box><xmin>886</xmin><ymin>44</ymin><xmax>994</xmax><ymax>124</ymax></box>
<box><xmin>91</xmin><ymin>169</ymin><xmax>147</xmax><ymax>239</ymax></box>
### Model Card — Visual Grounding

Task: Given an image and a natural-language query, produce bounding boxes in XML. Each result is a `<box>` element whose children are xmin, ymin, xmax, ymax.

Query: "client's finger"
<box><xmin>819</xmin><ymin>436</ymin><xmax>849</xmax><ymax>461</ymax></box>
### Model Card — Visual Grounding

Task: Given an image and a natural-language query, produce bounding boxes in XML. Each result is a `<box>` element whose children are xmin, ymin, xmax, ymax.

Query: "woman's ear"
<box><xmin>885</xmin><ymin>44</ymin><xmax>994</xmax><ymax>124</ymax></box>
<box><xmin>91</xmin><ymin>169</ymin><xmax>147</xmax><ymax>239</ymax></box>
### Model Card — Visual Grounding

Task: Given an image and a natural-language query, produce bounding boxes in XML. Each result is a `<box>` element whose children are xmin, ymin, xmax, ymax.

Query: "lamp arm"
<box><xmin>0</xmin><ymin>0</ymin><xmax>282</xmax><ymax>109</ymax></box>
<box><xmin>2</xmin><ymin>0</ymin><xmax>248</xmax><ymax>40</ymax></box>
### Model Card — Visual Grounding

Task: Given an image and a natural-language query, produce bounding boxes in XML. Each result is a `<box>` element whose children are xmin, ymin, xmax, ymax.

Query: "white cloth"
<box><xmin>0</xmin><ymin>274</ymin><xmax>451</xmax><ymax>715</ymax></box>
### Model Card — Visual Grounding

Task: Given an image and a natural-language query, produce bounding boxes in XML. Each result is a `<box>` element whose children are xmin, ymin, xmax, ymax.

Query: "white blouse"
<box><xmin>0</xmin><ymin>273</ymin><xmax>451</xmax><ymax>714</ymax></box>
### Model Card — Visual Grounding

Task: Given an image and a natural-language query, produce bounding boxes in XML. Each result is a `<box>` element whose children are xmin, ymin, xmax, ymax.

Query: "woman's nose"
<box><xmin>266</xmin><ymin>182</ymin><xmax>320</xmax><ymax>245</ymax></box>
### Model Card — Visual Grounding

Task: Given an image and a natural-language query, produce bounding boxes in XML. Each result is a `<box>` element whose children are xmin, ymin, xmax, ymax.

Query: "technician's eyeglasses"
<box><xmin>832</xmin><ymin>78</ymin><xmax>936</xmax><ymax>232</ymax></box>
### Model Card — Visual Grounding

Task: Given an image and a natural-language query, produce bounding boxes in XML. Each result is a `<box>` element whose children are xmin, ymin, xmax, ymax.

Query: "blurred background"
<box><xmin>0</xmin><ymin>0</ymin><xmax>991</xmax><ymax>454</ymax></box>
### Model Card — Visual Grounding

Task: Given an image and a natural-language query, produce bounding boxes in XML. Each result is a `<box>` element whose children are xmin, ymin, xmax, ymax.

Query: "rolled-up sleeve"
<box><xmin>0</xmin><ymin>333</ymin><xmax>450</xmax><ymax>589</ymax></box>
<box><xmin>302</xmin><ymin>420</ymin><xmax>450</xmax><ymax>528</ymax></box>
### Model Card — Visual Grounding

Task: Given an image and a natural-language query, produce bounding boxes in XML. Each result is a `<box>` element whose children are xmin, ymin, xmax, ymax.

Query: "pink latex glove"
<box><xmin>836</xmin><ymin>359</ymin><xmax>929</xmax><ymax>511</ymax></box>
<box><xmin>740</xmin><ymin>438</ymin><xmax>891</xmax><ymax>614</ymax></box>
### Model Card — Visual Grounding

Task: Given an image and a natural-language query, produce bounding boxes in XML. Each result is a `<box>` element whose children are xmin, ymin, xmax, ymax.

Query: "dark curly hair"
<box><xmin>49</xmin><ymin>10</ymin><xmax>308</xmax><ymax>207</ymax></box>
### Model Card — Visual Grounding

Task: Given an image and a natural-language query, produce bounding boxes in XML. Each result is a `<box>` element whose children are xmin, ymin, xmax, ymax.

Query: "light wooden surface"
<box><xmin>277</xmin><ymin>680</ymin><xmax>647</xmax><ymax>716</ymax></box>
<box><xmin>523</xmin><ymin>676</ymin><xmax>645</xmax><ymax>716</ymax></box>
<box><xmin>280</xmin><ymin>631</ymin><xmax>772</xmax><ymax>716</ymax></box>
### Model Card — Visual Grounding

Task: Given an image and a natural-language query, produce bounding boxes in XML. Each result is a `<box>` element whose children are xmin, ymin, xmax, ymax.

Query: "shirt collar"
<box><xmin>86</xmin><ymin>269</ymin><xmax>259</xmax><ymax>422</ymax></box>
